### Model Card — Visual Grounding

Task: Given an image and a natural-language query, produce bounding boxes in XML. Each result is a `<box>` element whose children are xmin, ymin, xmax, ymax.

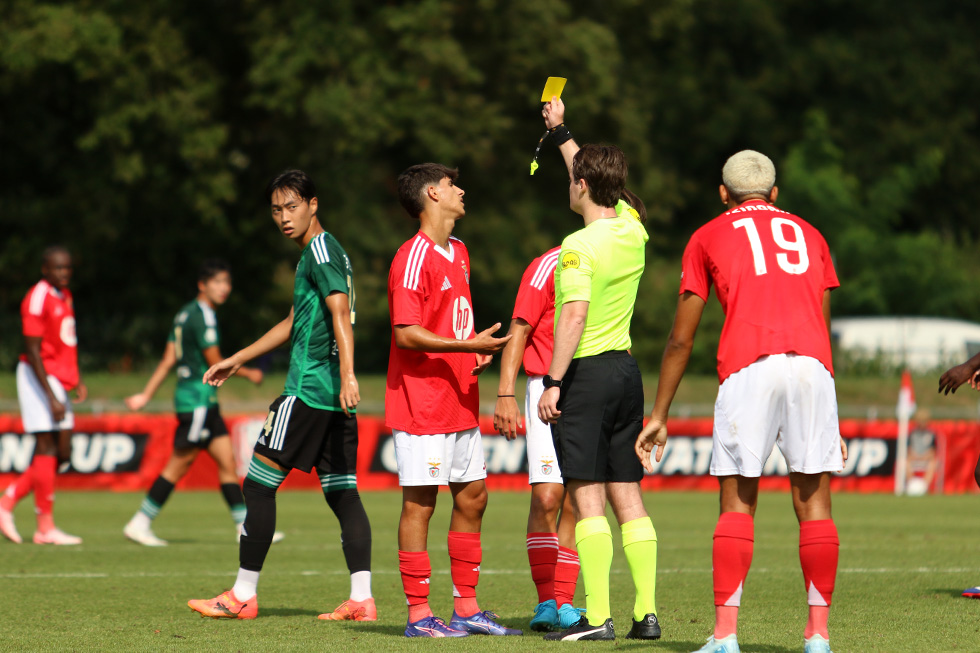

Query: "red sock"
<box><xmin>1</xmin><ymin>467</ymin><xmax>34</xmax><ymax>511</ymax></box>
<box><xmin>800</xmin><ymin>519</ymin><xmax>838</xmax><ymax>639</ymax></box>
<box><xmin>713</xmin><ymin>512</ymin><xmax>754</xmax><ymax>638</ymax></box>
<box><xmin>527</xmin><ymin>532</ymin><xmax>558</xmax><ymax>603</ymax></box>
<box><xmin>554</xmin><ymin>545</ymin><xmax>580</xmax><ymax>607</ymax></box>
<box><xmin>32</xmin><ymin>455</ymin><xmax>57</xmax><ymax>533</ymax></box>
<box><xmin>448</xmin><ymin>531</ymin><xmax>481</xmax><ymax>617</ymax></box>
<box><xmin>398</xmin><ymin>550</ymin><xmax>433</xmax><ymax>622</ymax></box>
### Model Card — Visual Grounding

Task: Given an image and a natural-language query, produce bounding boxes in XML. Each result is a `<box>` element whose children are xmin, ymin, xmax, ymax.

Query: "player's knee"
<box><xmin>530</xmin><ymin>487</ymin><xmax>563</xmax><ymax>519</ymax></box>
<box><xmin>243</xmin><ymin>477</ymin><xmax>278</xmax><ymax>500</ymax></box>
<box><xmin>457</xmin><ymin>486</ymin><xmax>488</xmax><ymax>518</ymax></box>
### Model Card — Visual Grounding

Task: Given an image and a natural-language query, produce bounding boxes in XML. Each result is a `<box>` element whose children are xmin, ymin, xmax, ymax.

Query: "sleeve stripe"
<box><xmin>531</xmin><ymin>253</ymin><xmax>560</xmax><ymax>289</ymax></box>
<box><xmin>311</xmin><ymin>234</ymin><xmax>329</xmax><ymax>264</ymax></box>
<box><xmin>402</xmin><ymin>237</ymin><xmax>423</xmax><ymax>287</ymax></box>
<box><xmin>403</xmin><ymin>236</ymin><xmax>429</xmax><ymax>290</ymax></box>
<box><xmin>28</xmin><ymin>282</ymin><xmax>50</xmax><ymax>316</ymax></box>
<box><xmin>199</xmin><ymin>302</ymin><xmax>217</xmax><ymax>327</ymax></box>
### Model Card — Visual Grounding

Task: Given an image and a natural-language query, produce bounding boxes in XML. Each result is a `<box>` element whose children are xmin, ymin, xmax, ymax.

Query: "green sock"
<box><xmin>622</xmin><ymin>516</ymin><xmax>658</xmax><ymax>620</ymax></box>
<box><xmin>575</xmin><ymin>516</ymin><xmax>613</xmax><ymax>626</ymax></box>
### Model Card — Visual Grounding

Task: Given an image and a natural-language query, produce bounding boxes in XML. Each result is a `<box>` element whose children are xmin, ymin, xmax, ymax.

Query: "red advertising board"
<box><xmin>0</xmin><ymin>414</ymin><xmax>973</xmax><ymax>494</ymax></box>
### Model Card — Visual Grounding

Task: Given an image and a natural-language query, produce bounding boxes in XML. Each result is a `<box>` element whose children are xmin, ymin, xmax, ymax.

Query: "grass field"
<box><xmin>3</xmin><ymin>490</ymin><xmax>980</xmax><ymax>651</ymax></box>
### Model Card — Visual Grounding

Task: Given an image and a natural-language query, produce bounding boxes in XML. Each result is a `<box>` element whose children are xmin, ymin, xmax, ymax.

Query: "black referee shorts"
<box><xmin>253</xmin><ymin>395</ymin><xmax>358</xmax><ymax>475</ymax></box>
<box><xmin>553</xmin><ymin>350</ymin><xmax>644</xmax><ymax>483</ymax></box>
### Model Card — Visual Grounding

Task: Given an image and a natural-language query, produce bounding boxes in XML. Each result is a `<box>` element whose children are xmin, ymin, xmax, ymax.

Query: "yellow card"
<box><xmin>540</xmin><ymin>77</ymin><xmax>567</xmax><ymax>103</ymax></box>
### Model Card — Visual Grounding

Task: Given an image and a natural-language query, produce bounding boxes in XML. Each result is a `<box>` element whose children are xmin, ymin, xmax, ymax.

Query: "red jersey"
<box><xmin>386</xmin><ymin>233</ymin><xmax>480</xmax><ymax>434</ymax></box>
<box><xmin>19</xmin><ymin>280</ymin><xmax>79</xmax><ymax>390</ymax></box>
<box><xmin>512</xmin><ymin>247</ymin><xmax>560</xmax><ymax>376</ymax></box>
<box><xmin>680</xmin><ymin>200</ymin><xmax>839</xmax><ymax>382</ymax></box>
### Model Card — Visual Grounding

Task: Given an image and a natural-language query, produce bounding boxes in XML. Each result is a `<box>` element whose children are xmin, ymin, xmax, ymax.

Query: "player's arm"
<box><xmin>125</xmin><ymin>342</ymin><xmax>177</xmax><ymax>411</ymax></box>
<box><xmin>542</xmin><ymin>98</ymin><xmax>579</xmax><ymax>174</ymax></box>
<box><xmin>537</xmin><ymin>300</ymin><xmax>588</xmax><ymax>424</ymax></box>
<box><xmin>494</xmin><ymin>318</ymin><xmax>532</xmax><ymax>439</ymax></box>
<box><xmin>393</xmin><ymin>323</ymin><xmax>511</xmax><ymax>355</ymax></box>
<box><xmin>204</xmin><ymin>308</ymin><xmax>293</xmax><ymax>387</ymax></box>
<box><xmin>635</xmin><ymin>291</ymin><xmax>707</xmax><ymax>470</ymax></box>
<box><xmin>325</xmin><ymin>291</ymin><xmax>359</xmax><ymax>417</ymax></box>
<box><xmin>22</xmin><ymin>335</ymin><xmax>66</xmax><ymax>422</ymax></box>
<box><xmin>202</xmin><ymin>346</ymin><xmax>263</xmax><ymax>385</ymax></box>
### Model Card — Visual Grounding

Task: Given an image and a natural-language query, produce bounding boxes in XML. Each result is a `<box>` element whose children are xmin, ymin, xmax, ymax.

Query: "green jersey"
<box><xmin>284</xmin><ymin>232</ymin><xmax>355</xmax><ymax>412</ymax></box>
<box><xmin>168</xmin><ymin>299</ymin><xmax>220</xmax><ymax>413</ymax></box>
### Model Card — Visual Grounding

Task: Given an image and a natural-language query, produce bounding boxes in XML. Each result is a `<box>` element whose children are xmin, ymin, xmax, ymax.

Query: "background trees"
<box><xmin>3</xmin><ymin>0</ymin><xmax>978</xmax><ymax>375</ymax></box>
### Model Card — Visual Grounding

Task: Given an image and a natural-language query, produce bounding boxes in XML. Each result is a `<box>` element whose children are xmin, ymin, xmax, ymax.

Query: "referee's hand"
<box><xmin>537</xmin><ymin>387</ymin><xmax>561</xmax><ymax>425</ymax></box>
<box><xmin>635</xmin><ymin>418</ymin><xmax>668</xmax><ymax>472</ymax></box>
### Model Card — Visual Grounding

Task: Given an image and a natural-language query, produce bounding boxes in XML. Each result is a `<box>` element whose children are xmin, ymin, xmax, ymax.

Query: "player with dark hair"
<box><xmin>0</xmin><ymin>246</ymin><xmax>85</xmax><ymax>545</ymax></box>
<box><xmin>188</xmin><ymin>169</ymin><xmax>374</xmax><ymax>622</ymax></box>
<box><xmin>536</xmin><ymin>98</ymin><xmax>661</xmax><ymax>642</ymax></box>
<box><xmin>636</xmin><ymin>150</ymin><xmax>844</xmax><ymax>653</ymax></box>
<box><xmin>388</xmin><ymin>163</ymin><xmax>519</xmax><ymax>637</ymax></box>
<box><xmin>122</xmin><ymin>259</ymin><xmax>266</xmax><ymax>546</ymax></box>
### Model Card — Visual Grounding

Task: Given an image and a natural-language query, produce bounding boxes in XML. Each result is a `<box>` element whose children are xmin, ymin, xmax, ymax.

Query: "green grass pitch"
<box><xmin>3</xmin><ymin>489</ymin><xmax>979</xmax><ymax>651</ymax></box>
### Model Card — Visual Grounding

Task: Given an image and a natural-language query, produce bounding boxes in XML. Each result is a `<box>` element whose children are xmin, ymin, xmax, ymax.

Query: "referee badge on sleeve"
<box><xmin>560</xmin><ymin>252</ymin><xmax>580</xmax><ymax>270</ymax></box>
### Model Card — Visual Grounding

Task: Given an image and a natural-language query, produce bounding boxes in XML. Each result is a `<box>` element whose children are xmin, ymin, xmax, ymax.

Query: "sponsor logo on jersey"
<box><xmin>452</xmin><ymin>296</ymin><xmax>474</xmax><ymax>340</ymax></box>
<box><xmin>461</xmin><ymin>260</ymin><xmax>469</xmax><ymax>284</ymax></box>
<box><xmin>60</xmin><ymin>316</ymin><xmax>77</xmax><ymax>347</ymax></box>
<box><xmin>441</xmin><ymin>276</ymin><xmax>453</xmax><ymax>291</ymax></box>
<box><xmin>205</xmin><ymin>328</ymin><xmax>217</xmax><ymax>343</ymax></box>
<box><xmin>561</xmin><ymin>252</ymin><xmax>580</xmax><ymax>270</ymax></box>
<box><xmin>177</xmin><ymin>366</ymin><xmax>192</xmax><ymax>379</ymax></box>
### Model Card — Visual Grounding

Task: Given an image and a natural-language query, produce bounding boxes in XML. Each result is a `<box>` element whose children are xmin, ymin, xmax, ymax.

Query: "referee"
<box><xmin>537</xmin><ymin>98</ymin><xmax>664</xmax><ymax>642</ymax></box>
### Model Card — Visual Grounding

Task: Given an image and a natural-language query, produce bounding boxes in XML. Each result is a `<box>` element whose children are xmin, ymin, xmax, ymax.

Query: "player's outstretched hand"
<box><xmin>204</xmin><ymin>357</ymin><xmax>241</xmax><ymax>387</ymax></box>
<box><xmin>939</xmin><ymin>362</ymin><xmax>975</xmax><ymax>395</ymax></box>
<box><xmin>635</xmin><ymin>417</ymin><xmax>668</xmax><ymax>473</ymax></box>
<box><xmin>537</xmin><ymin>387</ymin><xmax>561</xmax><ymax>425</ymax></box>
<box><xmin>471</xmin><ymin>353</ymin><xmax>493</xmax><ymax>376</ymax></box>
<box><xmin>970</xmin><ymin>370</ymin><xmax>980</xmax><ymax>391</ymax></box>
<box><xmin>543</xmin><ymin>97</ymin><xmax>565</xmax><ymax>130</ymax></box>
<box><xmin>468</xmin><ymin>323</ymin><xmax>512</xmax><ymax>355</ymax></box>
<box><xmin>494</xmin><ymin>396</ymin><xmax>520</xmax><ymax>440</ymax></box>
<box><xmin>125</xmin><ymin>393</ymin><xmax>149</xmax><ymax>411</ymax></box>
<box><xmin>73</xmin><ymin>382</ymin><xmax>88</xmax><ymax>403</ymax></box>
<box><xmin>339</xmin><ymin>372</ymin><xmax>360</xmax><ymax>417</ymax></box>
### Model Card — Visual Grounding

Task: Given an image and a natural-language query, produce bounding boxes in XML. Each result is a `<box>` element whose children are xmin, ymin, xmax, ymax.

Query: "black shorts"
<box><xmin>553</xmin><ymin>351</ymin><xmax>644</xmax><ymax>483</ymax></box>
<box><xmin>253</xmin><ymin>395</ymin><xmax>358</xmax><ymax>475</ymax></box>
<box><xmin>174</xmin><ymin>406</ymin><xmax>229</xmax><ymax>449</ymax></box>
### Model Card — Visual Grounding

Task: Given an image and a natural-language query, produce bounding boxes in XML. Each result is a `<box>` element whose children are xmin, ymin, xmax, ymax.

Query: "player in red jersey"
<box><xmin>493</xmin><ymin>247</ymin><xmax>585</xmax><ymax>632</ymax></box>
<box><xmin>636</xmin><ymin>151</ymin><xmax>844</xmax><ymax>653</ymax></box>
<box><xmin>387</xmin><ymin>163</ymin><xmax>519</xmax><ymax>638</ymax></box>
<box><xmin>0</xmin><ymin>246</ymin><xmax>86</xmax><ymax>545</ymax></box>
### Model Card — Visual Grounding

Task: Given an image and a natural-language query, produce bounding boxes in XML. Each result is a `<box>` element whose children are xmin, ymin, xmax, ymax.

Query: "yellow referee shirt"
<box><xmin>554</xmin><ymin>211</ymin><xmax>648</xmax><ymax>358</ymax></box>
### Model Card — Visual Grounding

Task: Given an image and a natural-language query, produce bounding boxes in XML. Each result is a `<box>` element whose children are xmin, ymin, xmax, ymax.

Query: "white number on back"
<box><xmin>732</xmin><ymin>217</ymin><xmax>809</xmax><ymax>275</ymax></box>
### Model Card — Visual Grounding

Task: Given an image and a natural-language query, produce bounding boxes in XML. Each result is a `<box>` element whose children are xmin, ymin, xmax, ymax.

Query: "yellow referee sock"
<box><xmin>622</xmin><ymin>516</ymin><xmax>658</xmax><ymax>621</ymax></box>
<box><xmin>575</xmin><ymin>516</ymin><xmax>613</xmax><ymax>626</ymax></box>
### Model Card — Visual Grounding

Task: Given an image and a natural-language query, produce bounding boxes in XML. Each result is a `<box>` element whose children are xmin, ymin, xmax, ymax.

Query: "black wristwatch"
<box><xmin>542</xmin><ymin>375</ymin><xmax>563</xmax><ymax>389</ymax></box>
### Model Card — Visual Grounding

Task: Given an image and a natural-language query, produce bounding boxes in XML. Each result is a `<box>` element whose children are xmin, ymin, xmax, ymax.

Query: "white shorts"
<box><xmin>525</xmin><ymin>376</ymin><xmax>563</xmax><ymax>484</ymax></box>
<box><xmin>16</xmin><ymin>360</ymin><xmax>74</xmax><ymax>433</ymax></box>
<box><xmin>711</xmin><ymin>354</ymin><xmax>842</xmax><ymax>477</ymax></box>
<box><xmin>393</xmin><ymin>427</ymin><xmax>487</xmax><ymax>486</ymax></box>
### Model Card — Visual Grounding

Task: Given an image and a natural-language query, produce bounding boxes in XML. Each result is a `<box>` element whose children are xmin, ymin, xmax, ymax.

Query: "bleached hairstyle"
<box><xmin>721</xmin><ymin>150</ymin><xmax>776</xmax><ymax>202</ymax></box>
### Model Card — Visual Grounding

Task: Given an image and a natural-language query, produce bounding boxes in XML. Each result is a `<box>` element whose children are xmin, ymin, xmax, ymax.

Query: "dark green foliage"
<box><xmin>2</xmin><ymin>0</ymin><xmax>979</xmax><ymax>374</ymax></box>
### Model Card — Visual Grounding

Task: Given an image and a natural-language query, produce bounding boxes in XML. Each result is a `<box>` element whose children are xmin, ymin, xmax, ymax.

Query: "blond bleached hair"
<box><xmin>721</xmin><ymin>150</ymin><xmax>776</xmax><ymax>200</ymax></box>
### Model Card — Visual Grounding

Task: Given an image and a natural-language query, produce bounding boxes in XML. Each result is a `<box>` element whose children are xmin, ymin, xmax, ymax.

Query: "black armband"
<box><xmin>550</xmin><ymin>124</ymin><xmax>573</xmax><ymax>146</ymax></box>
